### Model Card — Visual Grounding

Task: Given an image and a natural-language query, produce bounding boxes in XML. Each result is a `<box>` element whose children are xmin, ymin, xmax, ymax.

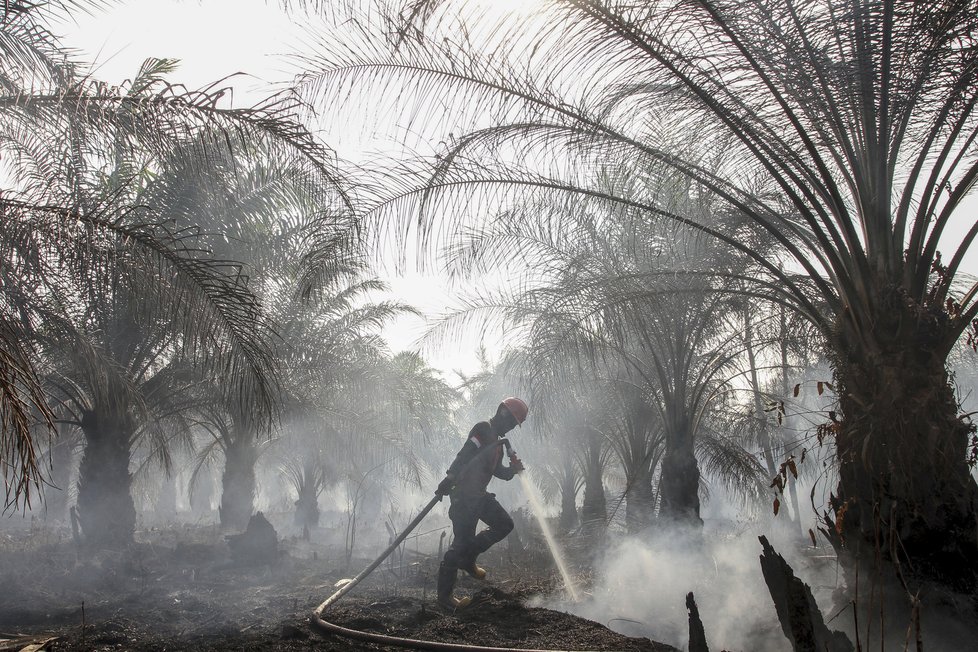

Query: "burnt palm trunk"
<box><xmin>830</xmin><ymin>297</ymin><xmax>978</xmax><ymax>588</ymax></box>
<box><xmin>219</xmin><ymin>436</ymin><xmax>258</xmax><ymax>531</ymax></box>
<box><xmin>76</xmin><ymin>408</ymin><xmax>137</xmax><ymax>547</ymax></box>
<box><xmin>659</xmin><ymin>412</ymin><xmax>702</xmax><ymax>527</ymax></box>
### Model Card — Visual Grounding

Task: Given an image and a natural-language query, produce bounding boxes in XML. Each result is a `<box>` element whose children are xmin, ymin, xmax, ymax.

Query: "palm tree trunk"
<box><xmin>219</xmin><ymin>437</ymin><xmax>258</xmax><ymax>531</ymax></box>
<box><xmin>831</xmin><ymin>301</ymin><xmax>978</xmax><ymax>588</ymax></box>
<box><xmin>745</xmin><ymin>307</ymin><xmax>778</xmax><ymax>478</ymax></box>
<box><xmin>190</xmin><ymin>467</ymin><xmax>215</xmax><ymax>518</ymax></box>
<box><xmin>659</xmin><ymin>413</ymin><xmax>702</xmax><ymax>528</ymax></box>
<box><xmin>624</xmin><ymin>461</ymin><xmax>655</xmax><ymax>532</ymax></box>
<box><xmin>76</xmin><ymin>408</ymin><xmax>136</xmax><ymax>548</ymax></box>
<box><xmin>558</xmin><ymin>458</ymin><xmax>578</xmax><ymax>532</ymax></box>
<box><xmin>294</xmin><ymin>465</ymin><xmax>320</xmax><ymax>529</ymax></box>
<box><xmin>44</xmin><ymin>433</ymin><xmax>75</xmax><ymax>522</ymax></box>
<box><xmin>155</xmin><ymin>473</ymin><xmax>178</xmax><ymax>520</ymax></box>
<box><xmin>580</xmin><ymin>427</ymin><xmax>606</xmax><ymax>530</ymax></box>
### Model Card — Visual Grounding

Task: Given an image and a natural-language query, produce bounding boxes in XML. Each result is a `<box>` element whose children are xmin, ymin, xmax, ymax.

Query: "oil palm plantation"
<box><xmin>302</xmin><ymin>0</ymin><xmax>978</xmax><ymax>589</ymax></box>
<box><xmin>36</xmin><ymin>118</ymin><xmax>344</xmax><ymax>544</ymax></box>
<box><xmin>254</xmin><ymin>291</ymin><xmax>435</xmax><ymax>532</ymax></box>
<box><xmin>150</xmin><ymin>128</ymin><xmax>360</xmax><ymax>531</ymax></box>
<box><xmin>1</xmin><ymin>3</ymin><xmax>348</xmax><ymax>532</ymax></box>
<box><xmin>431</xmin><ymin>169</ymin><xmax>764</xmax><ymax>529</ymax></box>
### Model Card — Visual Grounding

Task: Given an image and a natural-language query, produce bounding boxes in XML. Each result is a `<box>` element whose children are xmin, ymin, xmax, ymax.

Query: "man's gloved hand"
<box><xmin>509</xmin><ymin>454</ymin><xmax>525</xmax><ymax>474</ymax></box>
<box><xmin>436</xmin><ymin>475</ymin><xmax>455</xmax><ymax>496</ymax></box>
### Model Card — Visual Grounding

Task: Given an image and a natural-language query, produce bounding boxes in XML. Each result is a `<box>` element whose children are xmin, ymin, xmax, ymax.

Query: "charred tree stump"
<box><xmin>686</xmin><ymin>592</ymin><xmax>709</xmax><ymax>652</ymax></box>
<box><xmin>226</xmin><ymin>511</ymin><xmax>279</xmax><ymax>565</ymax></box>
<box><xmin>758</xmin><ymin>535</ymin><xmax>853</xmax><ymax>652</ymax></box>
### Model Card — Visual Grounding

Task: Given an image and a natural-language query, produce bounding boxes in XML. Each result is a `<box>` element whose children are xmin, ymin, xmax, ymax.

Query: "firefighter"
<box><xmin>434</xmin><ymin>397</ymin><xmax>529</xmax><ymax>609</ymax></box>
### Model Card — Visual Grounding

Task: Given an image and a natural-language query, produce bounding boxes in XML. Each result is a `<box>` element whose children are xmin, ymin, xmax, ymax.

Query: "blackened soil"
<box><xmin>318</xmin><ymin>587</ymin><xmax>673</xmax><ymax>650</ymax></box>
<box><xmin>0</xmin><ymin>527</ymin><xmax>677</xmax><ymax>651</ymax></box>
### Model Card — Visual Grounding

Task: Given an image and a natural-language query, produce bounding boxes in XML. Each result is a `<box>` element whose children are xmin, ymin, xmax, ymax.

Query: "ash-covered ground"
<box><xmin>0</xmin><ymin>514</ymin><xmax>676</xmax><ymax>651</ymax></box>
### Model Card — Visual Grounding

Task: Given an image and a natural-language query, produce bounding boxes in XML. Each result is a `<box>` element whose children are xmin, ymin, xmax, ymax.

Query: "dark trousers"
<box><xmin>442</xmin><ymin>493</ymin><xmax>514</xmax><ymax>568</ymax></box>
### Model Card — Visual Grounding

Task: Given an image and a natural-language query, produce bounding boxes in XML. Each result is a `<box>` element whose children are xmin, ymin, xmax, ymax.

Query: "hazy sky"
<box><xmin>53</xmin><ymin>0</ymin><xmax>495</xmax><ymax>381</ymax></box>
<box><xmin>50</xmin><ymin>0</ymin><xmax>978</xmax><ymax>381</ymax></box>
<box><xmin>53</xmin><ymin>0</ymin><xmax>298</xmax><ymax>94</ymax></box>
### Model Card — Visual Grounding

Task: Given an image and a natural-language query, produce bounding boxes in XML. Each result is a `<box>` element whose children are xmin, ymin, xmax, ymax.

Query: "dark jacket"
<box><xmin>446</xmin><ymin>421</ymin><xmax>515</xmax><ymax>498</ymax></box>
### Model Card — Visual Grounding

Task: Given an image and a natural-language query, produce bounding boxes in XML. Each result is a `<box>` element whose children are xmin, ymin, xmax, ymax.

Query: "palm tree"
<box><xmin>270</xmin><ymin>317</ymin><xmax>451</xmax><ymax>533</ymax></box>
<box><xmin>2</xmin><ymin>4</ymin><xmax>348</xmax><ymax>530</ymax></box>
<box><xmin>301</xmin><ymin>0</ymin><xmax>978</xmax><ymax>588</ymax></box>
<box><xmin>156</xmin><ymin>134</ymin><xmax>361</xmax><ymax>531</ymax></box>
<box><xmin>428</xmin><ymin>170</ymin><xmax>764</xmax><ymax>529</ymax></box>
<box><xmin>600</xmin><ymin>377</ymin><xmax>664</xmax><ymax>532</ymax></box>
<box><xmin>196</xmin><ymin>266</ymin><xmax>421</xmax><ymax>530</ymax></box>
<box><xmin>1</xmin><ymin>0</ymin><xmax>80</xmax><ymax>508</ymax></box>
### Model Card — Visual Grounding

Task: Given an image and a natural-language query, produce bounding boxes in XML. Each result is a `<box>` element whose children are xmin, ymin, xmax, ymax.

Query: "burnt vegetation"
<box><xmin>2</xmin><ymin>1</ymin><xmax>978</xmax><ymax>651</ymax></box>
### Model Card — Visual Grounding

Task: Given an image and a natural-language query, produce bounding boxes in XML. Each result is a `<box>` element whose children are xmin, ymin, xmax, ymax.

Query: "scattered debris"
<box><xmin>0</xmin><ymin>634</ymin><xmax>59</xmax><ymax>652</ymax></box>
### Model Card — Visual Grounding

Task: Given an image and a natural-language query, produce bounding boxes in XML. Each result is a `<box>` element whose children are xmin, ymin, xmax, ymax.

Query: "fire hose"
<box><xmin>309</xmin><ymin>442</ymin><xmax>607</xmax><ymax>651</ymax></box>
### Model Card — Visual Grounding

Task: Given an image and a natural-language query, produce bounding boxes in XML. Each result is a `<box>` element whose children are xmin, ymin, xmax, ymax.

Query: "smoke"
<box><xmin>535</xmin><ymin>525</ymin><xmax>838</xmax><ymax>652</ymax></box>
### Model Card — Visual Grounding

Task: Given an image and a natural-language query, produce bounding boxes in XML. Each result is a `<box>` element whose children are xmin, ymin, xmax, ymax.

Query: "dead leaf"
<box><xmin>835</xmin><ymin>501</ymin><xmax>850</xmax><ymax>535</ymax></box>
<box><xmin>773</xmin><ymin>497</ymin><xmax>781</xmax><ymax>516</ymax></box>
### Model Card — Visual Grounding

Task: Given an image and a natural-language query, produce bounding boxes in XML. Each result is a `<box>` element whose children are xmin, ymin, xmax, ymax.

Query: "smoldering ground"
<box><xmin>536</xmin><ymin>525</ymin><xmax>837</xmax><ymax>652</ymax></box>
<box><xmin>534</xmin><ymin>519</ymin><xmax>978</xmax><ymax>652</ymax></box>
<box><xmin>0</xmin><ymin>508</ymin><xmax>677</xmax><ymax>651</ymax></box>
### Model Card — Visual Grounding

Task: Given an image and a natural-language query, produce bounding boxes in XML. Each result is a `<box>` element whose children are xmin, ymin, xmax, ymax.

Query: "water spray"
<box><xmin>501</xmin><ymin>440</ymin><xmax>580</xmax><ymax>602</ymax></box>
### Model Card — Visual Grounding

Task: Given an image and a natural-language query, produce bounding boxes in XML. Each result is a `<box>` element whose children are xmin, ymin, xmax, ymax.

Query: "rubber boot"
<box><xmin>458</xmin><ymin>555</ymin><xmax>487</xmax><ymax>580</ymax></box>
<box><xmin>436</xmin><ymin>563</ymin><xmax>471</xmax><ymax>609</ymax></box>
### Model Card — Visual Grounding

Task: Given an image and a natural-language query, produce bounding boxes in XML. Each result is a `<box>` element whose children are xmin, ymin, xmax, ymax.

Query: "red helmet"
<box><xmin>500</xmin><ymin>397</ymin><xmax>529</xmax><ymax>425</ymax></box>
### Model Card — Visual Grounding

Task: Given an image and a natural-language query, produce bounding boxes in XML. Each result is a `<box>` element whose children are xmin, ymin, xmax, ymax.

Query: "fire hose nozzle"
<box><xmin>508</xmin><ymin>450</ymin><xmax>524</xmax><ymax>474</ymax></box>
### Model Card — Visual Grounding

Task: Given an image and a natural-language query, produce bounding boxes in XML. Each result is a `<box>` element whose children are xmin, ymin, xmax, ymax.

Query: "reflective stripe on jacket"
<box><xmin>446</xmin><ymin>421</ymin><xmax>514</xmax><ymax>497</ymax></box>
